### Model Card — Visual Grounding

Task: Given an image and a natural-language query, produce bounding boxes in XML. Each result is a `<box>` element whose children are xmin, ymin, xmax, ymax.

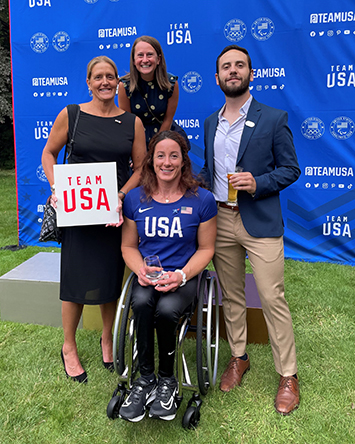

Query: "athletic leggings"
<box><xmin>131</xmin><ymin>275</ymin><xmax>198</xmax><ymax>378</ymax></box>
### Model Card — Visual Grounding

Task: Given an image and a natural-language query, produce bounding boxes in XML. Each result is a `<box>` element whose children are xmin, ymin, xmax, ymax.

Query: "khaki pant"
<box><xmin>213</xmin><ymin>206</ymin><xmax>297</xmax><ymax>376</ymax></box>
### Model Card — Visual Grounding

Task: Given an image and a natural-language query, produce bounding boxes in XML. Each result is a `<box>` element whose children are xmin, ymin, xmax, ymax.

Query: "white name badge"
<box><xmin>53</xmin><ymin>162</ymin><xmax>119</xmax><ymax>227</ymax></box>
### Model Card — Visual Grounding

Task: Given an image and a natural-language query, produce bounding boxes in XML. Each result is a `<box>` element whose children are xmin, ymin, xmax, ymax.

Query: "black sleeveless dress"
<box><xmin>60</xmin><ymin>106</ymin><xmax>135</xmax><ymax>305</ymax></box>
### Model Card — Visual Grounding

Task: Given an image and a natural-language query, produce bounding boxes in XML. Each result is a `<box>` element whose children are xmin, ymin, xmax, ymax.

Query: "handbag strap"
<box><xmin>63</xmin><ymin>104</ymin><xmax>80</xmax><ymax>164</ymax></box>
<box><xmin>136</xmin><ymin>85</ymin><xmax>164</xmax><ymax>126</ymax></box>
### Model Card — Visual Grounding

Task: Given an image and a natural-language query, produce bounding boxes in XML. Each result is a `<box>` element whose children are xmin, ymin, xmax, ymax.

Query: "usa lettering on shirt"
<box><xmin>144</xmin><ymin>216</ymin><xmax>183</xmax><ymax>238</ymax></box>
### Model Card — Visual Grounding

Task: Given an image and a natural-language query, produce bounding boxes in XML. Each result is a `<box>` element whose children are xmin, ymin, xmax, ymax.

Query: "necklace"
<box><xmin>156</xmin><ymin>190</ymin><xmax>177</xmax><ymax>203</ymax></box>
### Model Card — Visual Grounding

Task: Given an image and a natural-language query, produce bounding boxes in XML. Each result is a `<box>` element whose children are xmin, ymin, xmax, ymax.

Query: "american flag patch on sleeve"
<box><xmin>181</xmin><ymin>206</ymin><xmax>193</xmax><ymax>214</ymax></box>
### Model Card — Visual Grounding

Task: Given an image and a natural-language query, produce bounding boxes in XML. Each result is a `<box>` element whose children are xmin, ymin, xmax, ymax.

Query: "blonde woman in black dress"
<box><xmin>42</xmin><ymin>56</ymin><xmax>146</xmax><ymax>383</ymax></box>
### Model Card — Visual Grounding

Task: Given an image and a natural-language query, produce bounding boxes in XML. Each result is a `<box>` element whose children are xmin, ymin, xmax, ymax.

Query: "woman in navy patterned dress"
<box><xmin>118</xmin><ymin>36</ymin><xmax>179</xmax><ymax>148</ymax></box>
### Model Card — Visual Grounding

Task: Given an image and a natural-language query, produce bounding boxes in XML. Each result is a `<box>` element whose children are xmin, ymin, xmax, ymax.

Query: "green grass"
<box><xmin>0</xmin><ymin>170</ymin><xmax>60</xmax><ymax>276</ymax></box>
<box><xmin>0</xmin><ymin>169</ymin><xmax>355</xmax><ymax>443</ymax></box>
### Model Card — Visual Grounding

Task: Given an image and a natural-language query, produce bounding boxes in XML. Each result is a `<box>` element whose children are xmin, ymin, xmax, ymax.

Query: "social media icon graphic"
<box><xmin>344</xmin><ymin>30</ymin><xmax>350</xmax><ymax>35</ymax></box>
<box><xmin>347</xmin><ymin>184</ymin><xmax>353</xmax><ymax>189</ymax></box>
<box><xmin>327</xmin><ymin>30</ymin><xmax>334</xmax><ymax>37</ymax></box>
<box><xmin>310</xmin><ymin>31</ymin><xmax>316</xmax><ymax>37</ymax></box>
<box><xmin>305</xmin><ymin>183</ymin><xmax>311</xmax><ymax>188</ymax></box>
<box><xmin>305</xmin><ymin>167</ymin><xmax>313</xmax><ymax>176</ymax></box>
<box><xmin>331</xmin><ymin>183</ymin><xmax>336</xmax><ymax>188</ymax></box>
<box><xmin>338</xmin><ymin>184</ymin><xmax>345</xmax><ymax>188</ymax></box>
<box><xmin>322</xmin><ymin>183</ymin><xmax>329</xmax><ymax>189</ymax></box>
<box><xmin>319</xmin><ymin>31</ymin><xmax>324</xmax><ymax>36</ymax></box>
<box><xmin>314</xmin><ymin>183</ymin><xmax>319</xmax><ymax>188</ymax></box>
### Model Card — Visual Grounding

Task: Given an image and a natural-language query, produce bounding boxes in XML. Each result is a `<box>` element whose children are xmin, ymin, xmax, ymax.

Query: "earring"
<box><xmin>116</xmin><ymin>85</ymin><xmax>119</xmax><ymax>95</ymax></box>
<box><xmin>88</xmin><ymin>88</ymin><xmax>93</xmax><ymax>97</ymax></box>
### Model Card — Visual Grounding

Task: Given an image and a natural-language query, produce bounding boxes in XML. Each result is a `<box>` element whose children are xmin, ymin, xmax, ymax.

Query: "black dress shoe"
<box><xmin>61</xmin><ymin>349</ymin><xmax>88</xmax><ymax>383</ymax></box>
<box><xmin>100</xmin><ymin>338</ymin><xmax>114</xmax><ymax>372</ymax></box>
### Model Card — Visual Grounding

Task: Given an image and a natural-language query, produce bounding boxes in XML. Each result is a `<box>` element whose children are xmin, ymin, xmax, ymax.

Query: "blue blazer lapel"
<box><xmin>207</xmin><ymin>110</ymin><xmax>219</xmax><ymax>165</ymax></box>
<box><xmin>208</xmin><ymin>111</ymin><xmax>219</xmax><ymax>148</ymax></box>
<box><xmin>237</xmin><ymin>99</ymin><xmax>261</xmax><ymax>163</ymax></box>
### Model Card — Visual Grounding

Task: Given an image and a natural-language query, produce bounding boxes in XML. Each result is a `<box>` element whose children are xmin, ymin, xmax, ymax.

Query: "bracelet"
<box><xmin>175</xmin><ymin>269</ymin><xmax>187</xmax><ymax>287</ymax></box>
<box><xmin>118</xmin><ymin>190</ymin><xmax>126</xmax><ymax>199</ymax></box>
<box><xmin>50</xmin><ymin>184</ymin><xmax>55</xmax><ymax>193</ymax></box>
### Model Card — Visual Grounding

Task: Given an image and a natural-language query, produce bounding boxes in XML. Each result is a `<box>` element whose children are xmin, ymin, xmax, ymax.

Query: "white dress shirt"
<box><xmin>213</xmin><ymin>95</ymin><xmax>253</xmax><ymax>202</ymax></box>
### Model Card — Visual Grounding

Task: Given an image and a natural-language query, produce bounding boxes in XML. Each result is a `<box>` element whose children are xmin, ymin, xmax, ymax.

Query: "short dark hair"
<box><xmin>216</xmin><ymin>45</ymin><xmax>252</xmax><ymax>74</ymax></box>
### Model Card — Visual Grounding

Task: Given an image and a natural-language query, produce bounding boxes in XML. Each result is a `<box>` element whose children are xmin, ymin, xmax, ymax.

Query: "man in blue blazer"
<box><xmin>200</xmin><ymin>45</ymin><xmax>301</xmax><ymax>415</ymax></box>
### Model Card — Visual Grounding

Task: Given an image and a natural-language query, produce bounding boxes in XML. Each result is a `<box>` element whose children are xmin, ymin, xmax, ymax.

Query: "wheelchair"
<box><xmin>106</xmin><ymin>269</ymin><xmax>220</xmax><ymax>429</ymax></box>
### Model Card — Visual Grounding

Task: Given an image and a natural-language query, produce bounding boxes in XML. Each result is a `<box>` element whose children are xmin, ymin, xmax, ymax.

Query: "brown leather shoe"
<box><xmin>220</xmin><ymin>355</ymin><xmax>250</xmax><ymax>392</ymax></box>
<box><xmin>274</xmin><ymin>375</ymin><xmax>300</xmax><ymax>415</ymax></box>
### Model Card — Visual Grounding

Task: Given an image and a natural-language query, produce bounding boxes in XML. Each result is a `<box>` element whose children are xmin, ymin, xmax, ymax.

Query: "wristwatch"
<box><xmin>175</xmin><ymin>269</ymin><xmax>187</xmax><ymax>287</ymax></box>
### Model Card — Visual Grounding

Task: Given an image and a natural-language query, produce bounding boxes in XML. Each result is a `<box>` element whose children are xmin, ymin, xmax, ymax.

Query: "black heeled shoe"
<box><xmin>100</xmin><ymin>338</ymin><xmax>114</xmax><ymax>372</ymax></box>
<box><xmin>61</xmin><ymin>349</ymin><xmax>88</xmax><ymax>383</ymax></box>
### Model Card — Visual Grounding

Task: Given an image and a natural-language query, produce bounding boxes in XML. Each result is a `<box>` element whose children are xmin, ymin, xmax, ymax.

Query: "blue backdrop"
<box><xmin>9</xmin><ymin>0</ymin><xmax>355</xmax><ymax>265</ymax></box>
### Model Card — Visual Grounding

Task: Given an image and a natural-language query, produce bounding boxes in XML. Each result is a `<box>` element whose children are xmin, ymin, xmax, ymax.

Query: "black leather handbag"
<box><xmin>39</xmin><ymin>104</ymin><xmax>80</xmax><ymax>243</ymax></box>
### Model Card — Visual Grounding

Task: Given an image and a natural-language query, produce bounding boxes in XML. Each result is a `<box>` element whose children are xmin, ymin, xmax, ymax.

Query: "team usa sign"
<box><xmin>53</xmin><ymin>162</ymin><xmax>119</xmax><ymax>227</ymax></box>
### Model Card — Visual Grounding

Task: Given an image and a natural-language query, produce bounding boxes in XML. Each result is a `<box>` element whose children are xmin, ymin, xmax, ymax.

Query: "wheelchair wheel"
<box><xmin>196</xmin><ymin>270</ymin><xmax>220</xmax><ymax>396</ymax></box>
<box><xmin>107</xmin><ymin>393</ymin><xmax>124</xmax><ymax>419</ymax></box>
<box><xmin>182</xmin><ymin>406</ymin><xmax>200</xmax><ymax>429</ymax></box>
<box><xmin>113</xmin><ymin>273</ymin><xmax>135</xmax><ymax>374</ymax></box>
<box><xmin>117</xmin><ymin>277</ymin><xmax>138</xmax><ymax>387</ymax></box>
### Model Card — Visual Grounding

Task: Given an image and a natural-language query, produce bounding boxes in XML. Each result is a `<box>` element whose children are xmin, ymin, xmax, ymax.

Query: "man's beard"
<box><xmin>218</xmin><ymin>75</ymin><xmax>250</xmax><ymax>98</ymax></box>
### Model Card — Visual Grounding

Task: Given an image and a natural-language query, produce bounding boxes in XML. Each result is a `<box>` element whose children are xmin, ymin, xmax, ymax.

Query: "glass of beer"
<box><xmin>227</xmin><ymin>167</ymin><xmax>243</xmax><ymax>205</ymax></box>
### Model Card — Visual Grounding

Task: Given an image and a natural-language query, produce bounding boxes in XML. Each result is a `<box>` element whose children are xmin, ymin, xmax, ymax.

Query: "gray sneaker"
<box><xmin>149</xmin><ymin>376</ymin><xmax>178</xmax><ymax>420</ymax></box>
<box><xmin>119</xmin><ymin>376</ymin><xmax>157</xmax><ymax>422</ymax></box>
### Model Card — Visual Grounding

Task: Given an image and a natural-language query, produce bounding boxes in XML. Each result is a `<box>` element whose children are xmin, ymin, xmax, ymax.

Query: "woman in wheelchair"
<box><xmin>119</xmin><ymin>130</ymin><xmax>217</xmax><ymax>422</ymax></box>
